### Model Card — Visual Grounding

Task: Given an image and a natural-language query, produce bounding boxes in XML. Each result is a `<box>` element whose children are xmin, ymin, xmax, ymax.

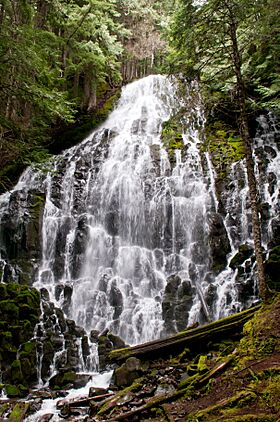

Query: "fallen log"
<box><xmin>57</xmin><ymin>393</ymin><xmax>114</xmax><ymax>409</ymax></box>
<box><xmin>109</xmin><ymin>304</ymin><xmax>261</xmax><ymax>363</ymax></box>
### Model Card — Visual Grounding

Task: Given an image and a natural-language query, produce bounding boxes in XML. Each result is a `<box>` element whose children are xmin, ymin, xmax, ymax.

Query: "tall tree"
<box><xmin>169</xmin><ymin>0</ymin><xmax>271</xmax><ymax>300</ymax></box>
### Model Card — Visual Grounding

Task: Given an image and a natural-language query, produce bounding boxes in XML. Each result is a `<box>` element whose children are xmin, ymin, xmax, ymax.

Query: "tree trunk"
<box><xmin>227</xmin><ymin>7</ymin><xmax>269</xmax><ymax>301</ymax></box>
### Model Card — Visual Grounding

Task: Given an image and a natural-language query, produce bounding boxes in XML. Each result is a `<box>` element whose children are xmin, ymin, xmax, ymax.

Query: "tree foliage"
<box><xmin>168</xmin><ymin>0</ymin><xmax>280</xmax><ymax>110</ymax></box>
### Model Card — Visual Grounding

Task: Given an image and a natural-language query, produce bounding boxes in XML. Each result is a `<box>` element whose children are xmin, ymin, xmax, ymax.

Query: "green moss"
<box><xmin>0</xmin><ymin>300</ymin><xmax>19</xmax><ymax>320</ymax></box>
<box><xmin>11</xmin><ymin>360</ymin><xmax>24</xmax><ymax>384</ymax></box>
<box><xmin>19</xmin><ymin>340</ymin><xmax>37</xmax><ymax>356</ymax></box>
<box><xmin>17</xmin><ymin>288</ymin><xmax>40</xmax><ymax>308</ymax></box>
<box><xmin>203</xmin><ymin>120</ymin><xmax>246</xmax><ymax>183</ymax></box>
<box><xmin>7</xmin><ymin>402</ymin><xmax>29</xmax><ymax>422</ymax></box>
<box><xmin>0</xmin><ymin>283</ymin><xmax>7</xmax><ymax>298</ymax></box>
<box><xmin>98</xmin><ymin>378</ymin><xmax>144</xmax><ymax>416</ymax></box>
<box><xmin>179</xmin><ymin>372</ymin><xmax>200</xmax><ymax>390</ymax></box>
<box><xmin>5</xmin><ymin>384</ymin><xmax>20</xmax><ymax>398</ymax></box>
<box><xmin>161</xmin><ymin>115</ymin><xmax>184</xmax><ymax>162</ymax></box>
<box><xmin>0</xmin><ymin>403</ymin><xmax>8</xmax><ymax>418</ymax></box>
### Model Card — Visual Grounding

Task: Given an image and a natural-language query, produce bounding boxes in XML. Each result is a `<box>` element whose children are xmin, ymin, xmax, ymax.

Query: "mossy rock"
<box><xmin>16</xmin><ymin>288</ymin><xmax>40</xmax><ymax>309</ymax></box>
<box><xmin>7</xmin><ymin>402</ymin><xmax>30</xmax><ymax>421</ymax></box>
<box><xmin>113</xmin><ymin>357</ymin><xmax>142</xmax><ymax>388</ymax></box>
<box><xmin>48</xmin><ymin>371</ymin><xmax>90</xmax><ymax>390</ymax></box>
<box><xmin>19</xmin><ymin>340</ymin><xmax>37</xmax><ymax>356</ymax></box>
<box><xmin>11</xmin><ymin>360</ymin><xmax>24</xmax><ymax>384</ymax></box>
<box><xmin>5</xmin><ymin>384</ymin><xmax>21</xmax><ymax>398</ymax></box>
<box><xmin>18</xmin><ymin>303</ymin><xmax>39</xmax><ymax>321</ymax></box>
<box><xmin>1</xmin><ymin>331</ymin><xmax>17</xmax><ymax>353</ymax></box>
<box><xmin>203</xmin><ymin>120</ymin><xmax>245</xmax><ymax>182</ymax></box>
<box><xmin>0</xmin><ymin>300</ymin><xmax>19</xmax><ymax>322</ymax></box>
<box><xmin>161</xmin><ymin>116</ymin><xmax>184</xmax><ymax>162</ymax></box>
<box><xmin>20</xmin><ymin>358</ymin><xmax>32</xmax><ymax>379</ymax></box>
<box><xmin>229</xmin><ymin>244</ymin><xmax>254</xmax><ymax>270</ymax></box>
<box><xmin>0</xmin><ymin>283</ymin><xmax>7</xmax><ymax>299</ymax></box>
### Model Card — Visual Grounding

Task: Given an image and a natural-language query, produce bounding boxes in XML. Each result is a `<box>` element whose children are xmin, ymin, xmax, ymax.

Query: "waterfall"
<box><xmin>33</xmin><ymin>75</ymin><xmax>215</xmax><ymax>345</ymax></box>
<box><xmin>0</xmin><ymin>76</ymin><xmax>279</xmax><ymax>378</ymax></box>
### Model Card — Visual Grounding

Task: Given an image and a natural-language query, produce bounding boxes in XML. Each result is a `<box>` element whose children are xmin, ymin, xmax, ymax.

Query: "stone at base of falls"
<box><xmin>113</xmin><ymin>357</ymin><xmax>143</xmax><ymax>388</ymax></box>
<box><xmin>5</xmin><ymin>383</ymin><xmax>29</xmax><ymax>398</ymax></box>
<box><xmin>49</xmin><ymin>370</ymin><xmax>91</xmax><ymax>390</ymax></box>
<box><xmin>89</xmin><ymin>387</ymin><xmax>108</xmax><ymax>397</ymax></box>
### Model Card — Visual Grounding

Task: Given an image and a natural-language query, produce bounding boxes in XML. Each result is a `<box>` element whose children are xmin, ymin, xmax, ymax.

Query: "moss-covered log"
<box><xmin>109</xmin><ymin>305</ymin><xmax>261</xmax><ymax>363</ymax></box>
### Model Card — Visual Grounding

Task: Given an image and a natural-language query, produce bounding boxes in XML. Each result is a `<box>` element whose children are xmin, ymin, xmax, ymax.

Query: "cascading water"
<box><xmin>0</xmin><ymin>75</ymin><xmax>279</xmax><ymax>387</ymax></box>
<box><xmin>34</xmin><ymin>75</ymin><xmax>214</xmax><ymax>345</ymax></box>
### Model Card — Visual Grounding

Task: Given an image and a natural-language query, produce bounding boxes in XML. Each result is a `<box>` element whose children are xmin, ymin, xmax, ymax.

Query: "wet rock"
<box><xmin>208</xmin><ymin>212</ymin><xmax>231</xmax><ymax>272</ymax></box>
<box><xmin>108</xmin><ymin>333</ymin><xmax>126</xmax><ymax>349</ymax></box>
<box><xmin>162</xmin><ymin>275</ymin><xmax>195</xmax><ymax>335</ymax></box>
<box><xmin>49</xmin><ymin>370</ymin><xmax>91</xmax><ymax>390</ymax></box>
<box><xmin>38</xmin><ymin>414</ymin><xmax>54</xmax><ymax>422</ymax></box>
<box><xmin>90</xmin><ymin>330</ymin><xmax>100</xmax><ymax>342</ymax></box>
<box><xmin>229</xmin><ymin>243</ymin><xmax>254</xmax><ymax>269</ymax></box>
<box><xmin>66</xmin><ymin>319</ymin><xmax>86</xmax><ymax>337</ymax></box>
<box><xmin>270</xmin><ymin>217</ymin><xmax>280</xmax><ymax>247</ymax></box>
<box><xmin>109</xmin><ymin>282</ymin><xmax>123</xmax><ymax>319</ymax></box>
<box><xmin>81</xmin><ymin>336</ymin><xmax>90</xmax><ymax>364</ymax></box>
<box><xmin>205</xmin><ymin>283</ymin><xmax>218</xmax><ymax>308</ymax></box>
<box><xmin>89</xmin><ymin>387</ymin><xmax>108</xmax><ymax>397</ymax></box>
<box><xmin>98</xmin><ymin>335</ymin><xmax>113</xmax><ymax>370</ymax></box>
<box><xmin>55</xmin><ymin>308</ymin><xmax>67</xmax><ymax>332</ymax></box>
<box><xmin>40</xmin><ymin>288</ymin><xmax>50</xmax><ymax>301</ymax></box>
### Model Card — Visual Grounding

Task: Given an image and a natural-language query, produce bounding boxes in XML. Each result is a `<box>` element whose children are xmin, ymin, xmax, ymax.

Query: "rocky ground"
<box><xmin>1</xmin><ymin>294</ymin><xmax>279</xmax><ymax>421</ymax></box>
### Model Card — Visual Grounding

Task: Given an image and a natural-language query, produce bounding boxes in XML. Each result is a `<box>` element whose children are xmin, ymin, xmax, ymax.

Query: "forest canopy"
<box><xmin>0</xmin><ymin>0</ymin><xmax>279</xmax><ymax>191</ymax></box>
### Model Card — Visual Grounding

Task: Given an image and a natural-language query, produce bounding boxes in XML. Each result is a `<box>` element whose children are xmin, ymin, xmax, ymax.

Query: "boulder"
<box><xmin>49</xmin><ymin>370</ymin><xmax>91</xmax><ymax>390</ymax></box>
<box><xmin>113</xmin><ymin>357</ymin><xmax>142</xmax><ymax>388</ymax></box>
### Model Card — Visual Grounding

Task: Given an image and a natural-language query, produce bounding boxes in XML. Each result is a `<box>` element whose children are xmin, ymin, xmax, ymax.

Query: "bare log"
<box><xmin>109</xmin><ymin>305</ymin><xmax>261</xmax><ymax>363</ymax></box>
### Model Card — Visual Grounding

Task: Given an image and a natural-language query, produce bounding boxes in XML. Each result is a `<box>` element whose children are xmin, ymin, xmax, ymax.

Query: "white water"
<box><xmin>25</xmin><ymin>370</ymin><xmax>113</xmax><ymax>422</ymax></box>
<box><xmin>32</xmin><ymin>75</ymin><xmax>213</xmax><ymax>345</ymax></box>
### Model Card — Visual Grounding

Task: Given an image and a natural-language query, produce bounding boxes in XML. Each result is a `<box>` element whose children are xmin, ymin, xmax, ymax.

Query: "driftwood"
<box><xmin>109</xmin><ymin>305</ymin><xmax>261</xmax><ymax>363</ymax></box>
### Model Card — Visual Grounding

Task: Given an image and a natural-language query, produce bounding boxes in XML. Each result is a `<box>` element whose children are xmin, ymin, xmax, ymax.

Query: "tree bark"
<box><xmin>226</xmin><ymin>3</ymin><xmax>269</xmax><ymax>302</ymax></box>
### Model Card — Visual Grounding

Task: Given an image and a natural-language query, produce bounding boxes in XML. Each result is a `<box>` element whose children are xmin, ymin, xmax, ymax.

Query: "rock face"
<box><xmin>0</xmin><ymin>188</ymin><xmax>45</xmax><ymax>285</ymax></box>
<box><xmin>208</xmin><ymin>213</ymin><xmax>231</xmax><ymax>272</ymax></box>
<box><xmin>0</xmin><ymin>283</ymin><xmax>41</xmax><ymax>397</ymax></box>
<box><xmin>162</xmin><ymin>275</ymin><xmax>195</xmax><ymax>335</ymax></box>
